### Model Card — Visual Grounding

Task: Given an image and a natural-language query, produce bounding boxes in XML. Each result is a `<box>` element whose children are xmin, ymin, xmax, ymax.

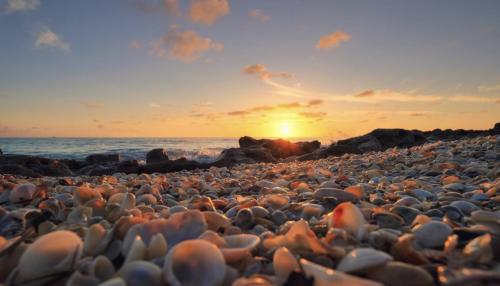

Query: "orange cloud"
<box><xmin>354</xmin><ymin>90</ymin><xmax>375</xmax><ymax>97</ymax></box>
<box><xmin>129</xmin><ymin>40</ymin><xmax>141</xmax><ymax>49</ymax></box>
<box><xmin>242</xmin><ymin>64</ymin><xmax>293</xmax><ymax>80</ymax></box>
<box><xmin>248</xmin><ymin>9</ymin><xmax>269</xmax><ymax>22</ymax></box>
<box><xmin>188</xmin><ymin>0</ymin><xmax>230</xmax><ymax>25</ymax></box>
<box><xmin>150</xmin><ymin>26</ymin><xmax>223</xmax><ymax>62</ymax></box>
<box><xmin>227</xmin><ymin>101</ymin><xmax>320</xmax><ymax>116</ymax></box>
<box><xmin>307</xmin><ymin>99</ymin><xmax>324</xmax><ymax>106</ymax></box>
<box><xmin>300</xmin><ymin>112</ymin><xmax>327</xmax><ymax>120</ymax></box>
<box><xmin>315</xmin><ymin>30</ymin><xmax>351</xmax><ymax>49</ymax></box>
<box><xmin>163</xmin><ymin>0</ymin><xmax>180</xmax><ymax>16</ymax></box>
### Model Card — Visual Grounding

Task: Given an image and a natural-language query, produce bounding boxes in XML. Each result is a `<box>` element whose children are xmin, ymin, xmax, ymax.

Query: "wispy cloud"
<box><xmin>35</xmin><ymin>26</ymin><xmax>70</xmax><ymax>53</ymax></box>
<box><xmin>81</xmin><ymin>101</ymin><xmax>104</xmax><ymax>109</ymax></box>
<box><xmin>4</xmin><ymin>0</ymin><xmax>39</xmax><ymax>14</ymax></box>
<box><xmin>478</xmin><ymin>84</ymin><xmax>500</xmax><ymax>92</ymax></box>
<box><xmin>354</xmin><ymin>90</ymin><xmax>375</xmax><ymax>98</ymax></box>
<box><xmin>150</xmin><ymin>26</ymin><xmax>223</xmax><ymax>62</ymax></box>
<box><xmin>300</xmin><ymin>112</ymin><xmax>327</xmax><ymax>121</ymax></box>
<box><xmin>188</xmin><ymin>0</ymin><xmax>230</xmax><ymax>25</ymax></box>
<box><xmin>248</xmin><ymin>9</ymin><xmax>269</xmax><ymax>22</ymax></box>
<box><xmin>149</xmin><ymin>102</ymin><xmax>161</xmax><ymax>108</ymax></box>
<box><xmin>447</xmin><ymin>95</ymin><xmax>500</xmax><ymax>104</ymax></box>
<box><xmin>227</xmin><ymin>101</ymin><xmax>321</xmax><ymax>116</ymax></box>
<box><xmin>306</xmin><ymin>99</ymin><xmax>324</xmax><ymax>107</ymax></box>
<box><xmin>315</xmin><ymin>30</ymin><xmax>351</xmax><ymax>49</ymax></box>
<box><xmin>242</xmin><ymin>64</ymin><xmax>293</xmax><ymax>80</ymax></box>
<box><xmin>130</xmin><ymin>40</ymin><xmax>142</xmax><ymax>49</ymax></box>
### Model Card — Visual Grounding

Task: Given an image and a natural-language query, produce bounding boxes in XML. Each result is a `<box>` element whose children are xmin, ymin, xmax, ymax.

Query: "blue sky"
<box><xmin>0</xmin><ymin>0</ymin><xmax>499</xmax><ymax>138</ymax></box>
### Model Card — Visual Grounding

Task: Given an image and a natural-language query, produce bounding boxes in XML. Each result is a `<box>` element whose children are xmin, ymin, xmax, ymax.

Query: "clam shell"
<box><xmin>122</xmin><ymin>210</ymin><xmax>206</xmax><ymax>255</ymax></box>
<box><xmin>300</xmin><ymin>258</ymin><xmax>382</xmax><ymax>286</ymax></box>
<box><xmin>163</xmin><ymin>239</ymin><xmax>226</xmax><ymax>286</ymax></box>
<box><xmin>273</xmin><ymin>247</ymin><xmax>299</xmax><ymax>283</ymax></box>
<box><xmin>221</xmin><ymin>234</ymin><xmax>260</xmax><ymax>263</ymax></box>
<box><xmin>364</xmin><ymin>261</ymin><xmax>434</xmax><ymax>286</ymax></box>
<box><xmin>16</xmin><ymin>230</ymin><xmax>83</xmax><ymax>282</ymax></box>
<box><xmin>412</xmin><ymin>221</ymin><xmax>452</xmax><ymax>248</ymax></box>
<box><xmin>337</xmin><ymin>248</ymin><xmax>393</xmax><ymax>273</ymax></box>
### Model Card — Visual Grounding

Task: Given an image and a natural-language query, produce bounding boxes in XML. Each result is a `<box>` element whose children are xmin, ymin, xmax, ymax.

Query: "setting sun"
<box><xmin>278</xmin><ymin>121</ymin><xmax>293</xmax><ymax>138</ymax></box>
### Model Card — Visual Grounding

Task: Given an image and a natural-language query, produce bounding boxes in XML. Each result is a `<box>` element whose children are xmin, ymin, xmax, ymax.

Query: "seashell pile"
<box><xmin>0</xmin><ymin>135</ymin><xmax>499</xmax><ymax>285</ymax></box>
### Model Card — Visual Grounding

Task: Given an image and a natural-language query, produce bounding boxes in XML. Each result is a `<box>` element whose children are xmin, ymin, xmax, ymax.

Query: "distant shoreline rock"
<box><xmin>0</xmin><ymin>123</ymin><xmax>498</xmax><ymax>177</ymax></box>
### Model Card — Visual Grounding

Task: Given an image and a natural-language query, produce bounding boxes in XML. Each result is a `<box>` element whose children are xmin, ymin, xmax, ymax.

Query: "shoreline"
<box><xmin>0</xmin><ymin>124</ymin><xmax>498</xmax><ymax>178</ymax></box>
<box><xmin>0</xmin><ymin>133</ymin><xmax>498</xmax><ymax>285</ymax></box>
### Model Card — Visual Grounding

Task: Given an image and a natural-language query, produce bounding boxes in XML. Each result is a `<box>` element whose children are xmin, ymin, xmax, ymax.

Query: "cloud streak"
<box><xmin>242</xmin><ymin>64</ymin><xmax>293</xmax><ymax>80</ymax></box>
<box><xmin>35</xmin><ymin>26</ymin><xmax>70</xmax><ymax>52</ymax></box>
<box><xmin>227</xmin><ymin>100</ymin><xmax>324</xmax><ymax>116</ymax></box>
<box><xmin>316</xmin><ymin>30</ymin><xmax>351</xmax><ymax>49</ymax></box>
<box><xmin>478</xmin><ymin>84</ymin><xmax>500</xmax><ymax>92</ymax></box>
<box><xmin>150</xmin><ymin>26</ymin><xmax>223</xmax><ymax>62</ymax></box>
<box><xmin>248</xmin><ymin>9</ymin><xmax>269</xmax><ymax>22</ymax></box>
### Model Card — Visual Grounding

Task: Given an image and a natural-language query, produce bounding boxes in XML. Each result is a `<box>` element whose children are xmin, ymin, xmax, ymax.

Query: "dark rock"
<box><xmin>212</xmin><ymin>147</ymin><xmax>276</xmax><ymax>166</ymax></box>
<box><xmin>142</xmin><ymin>157</ymin><xmax>209</xmax><ymax>173</ymax></box>
<box><xmin>116</xmin><ymin>160</ymin><xmax>140</xmax><ymax>174</ymax></box>
<box><xmin>493</xmin><ymin>122</ymin><xmax>500</xmax><ymax>135</ymax></box>
<box><xmin>0</xmin><ymin>155</ymin><xmax>72</xmax><ymax>177</ymax></box>
<box><xmin>146</xmin><ymin>148</ymin><xmax>169</xmax><ymax>164</ymax></box>
<box><xmin>320</xmin><ymin>129</ymin><xmax>427</xmax><ymax>158</ymax></box>
<box><xmin>238</xmin><ymin>137</ymin><xmax>321</xmax><ymax>159</ymax></box>
<box><xmin>85</xmin><ymin>153</ymin><xmax>120</xmax><ymax>164</ymax></box>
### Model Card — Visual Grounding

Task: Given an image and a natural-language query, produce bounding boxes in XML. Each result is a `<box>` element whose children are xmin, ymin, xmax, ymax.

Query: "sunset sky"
<box><xmin>0</xmin><ymin>0</ymin><xmax>499</xmax><ymax>139</ymax></box>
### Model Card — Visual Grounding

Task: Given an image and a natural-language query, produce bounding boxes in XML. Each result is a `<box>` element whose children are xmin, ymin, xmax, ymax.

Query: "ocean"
<box><xmin>0</xmin><ymin>137</ymin><xmax>319</xmax><ymax>163</ymax></box>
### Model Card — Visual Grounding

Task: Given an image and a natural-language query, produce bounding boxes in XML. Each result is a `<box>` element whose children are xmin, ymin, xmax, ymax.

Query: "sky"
<box><xmin>0</xmin><ymin>0</ymin><xmax>499</xmax><ymax>140</ymax></box>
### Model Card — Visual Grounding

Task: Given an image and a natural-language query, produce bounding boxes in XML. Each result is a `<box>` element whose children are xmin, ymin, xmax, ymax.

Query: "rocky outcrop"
<box><xmin>238</xmin><ymin>136</ymin><xmax>321</xmax><ymax>159</ymax></box>
<box><xmin>0</xmin><ymin>155</ymin><xmax>72</xmax><ymax>177</ymax></box>
<box><xmin>320</xmin><ymin>129</ymin><xmax>427</xmax><ymax>158</ymax></box>
<box><xmin>85</xmin><ymin>153</ymin><xmax>120</xmax><ymax>164</ymax></box>
<box><xmin>146</xmin><ymin>148</ymin><xmax>169</xmax><ymax>164</ymax></box>
<box><xmin>0</xmin><ymin>123</ymin><xmax>498</xmax><ymax>177</ymax></box>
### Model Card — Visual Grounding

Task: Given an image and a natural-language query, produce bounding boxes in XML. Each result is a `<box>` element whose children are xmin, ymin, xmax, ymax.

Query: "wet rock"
<box><xmin>146</xmin><ymin>148</ymin><xmax>169</xmax><ymax>164</ymax></box>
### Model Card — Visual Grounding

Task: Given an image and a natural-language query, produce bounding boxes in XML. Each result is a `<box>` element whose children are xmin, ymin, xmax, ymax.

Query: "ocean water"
<box><xmin>0</xmin><ymin>137</ymin><xmax>319</xmax><ymax>163</ymax></box>
<box><xmin>0</xmin><ymin>138</ymin><xmax>238</xmax><ymax>163</ymax></box>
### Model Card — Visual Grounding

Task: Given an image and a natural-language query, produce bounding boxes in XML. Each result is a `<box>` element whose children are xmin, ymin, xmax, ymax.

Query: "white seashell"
<box><xmin>118</xmin><ymin>261</ymin><xmax>163</xmax><ymax>286</ymax></box>
<box><xmin>328</xmin><ymin>202</ymin><xmax>366</xmax><ymax>240</ymax></box>
<box><xmin>337</xmin><ymin>248</ymin><xmax>393</xmax><ymax>273</ymax></box>
<box><xmin>203</xmin><ymin>211</ymin><xmax>231</xmax><ymax>231</ymax></box>
<box><xmin>220</xmin><ymin>234</ymin><xmax>260</xmax><ymax>263</ymax></box>
<box><xmin>122</xmin><ymin>210</ymin><xmax>206</xmax><ymax>255</ymax></box>
<box><xmin>273</xmin><ymin>247</ymin><xmax>299</xmax><ymax>284</ymax></box>
<box><xmin>300</xmin><ymin>259</ymin><xmax>383</xmax><ymax>286</ymax></box>
<box><xmin>163</xmin><ymin>239</ymin><xmax>226</xmax><ymax>286</ymax></box>
<box><xmin>145</xmin><ymin>233</ymin><xmax>168</xmax><ymax>260</ymax></box>
<box><xmin>263</xmin><ymin>220</ymin><xmax>334</xmax><ymax>255</ymax></box>
<box><xmin>199</xmin><ymin>230</ymin><xmax>227</xmax><ymax>247</ymax></box>
<box><xmin>124</xmin><ymin>235</ymin><xmax>147</xmax><ymax>264</ymax></box>
<box><xmin>84</xmin><ymin>223</ymin><xmax>107</xmax><ymax>256</ymax></box>
<box><xmin>16</xmin><ymin>230</ymin><xmax>83</xmax><ymax>283</ymax></box>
